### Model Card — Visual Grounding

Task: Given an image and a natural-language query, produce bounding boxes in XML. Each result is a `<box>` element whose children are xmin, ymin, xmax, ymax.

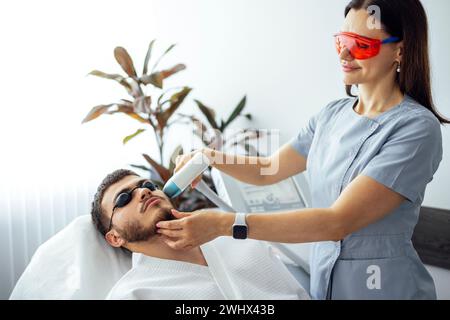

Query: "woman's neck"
<box><xmin>355</xmin><ymin>81</ymin><xmax>404</xmax><ymax>118</ymax></box>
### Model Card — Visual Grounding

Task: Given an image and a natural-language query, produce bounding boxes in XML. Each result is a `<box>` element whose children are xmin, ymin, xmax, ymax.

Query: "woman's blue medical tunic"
<box><xmin>289</xmin><ymin>95</ymin><xmax>442</xmax><ymax>300</ymax></box>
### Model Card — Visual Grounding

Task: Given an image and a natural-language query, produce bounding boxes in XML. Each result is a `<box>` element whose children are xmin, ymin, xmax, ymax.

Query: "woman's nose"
<box><xmin>339</xmin><ymin>47</ymin><xmax>353</xmax><ymax>61</ymax></box>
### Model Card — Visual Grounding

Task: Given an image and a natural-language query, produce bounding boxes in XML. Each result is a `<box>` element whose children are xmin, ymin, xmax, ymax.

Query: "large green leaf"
<box><xmin>142</xmin><ymin>39</ymin><xmax>156</xmax><ymax>76</ymax></box>
<box><xmin>114</xmin><ymin>47</ymin><xmax>137</xmax><ymax>77</ymax></box>
<box><xmin>88</xmin><ymin>70</ymin><xmax>133</xmax><ymax>93</ymax></box>
<box><xmin>140</xmin><ymin>72</ymin><xmax>163</xmax><ymax>89</ymax></box>
<box><xmin>140</xmin><ymin>64</ymin><xmax>186</xmax><ymax>89</ymax></box>
<box><xmin>194</xmin><ymin>99</ymin><xmax>219</xmax><ymax>129</ymax></box>
<box><xmin>124</xmin><ymin>112</ymin><xmax>149</xmax><ymax>123</ymax></box>
<box><xmin>222</xmin><ymin>95</ymin><xmax>247</xmax><ymax>131</ymax></box>
<box><xmin>158</xmin><ymin>87</ymin><xmax>192</xmax><ymax>128</ymax></box>
<box><xmin>159</xmin><ymin>64</ymin><xmax>186</xmax><ymax>79</ymax></box>
<box><xmin>123</xmin><ymin>128</ymin><xmax>146</xmax><ymax>145</ymax></box>
<box><xmin>88</xmin><ymin>70</ymin><xmax>124</xmax><ymax>81</ymax></box>
<box><xmin>81</xmin><ymin>104</ymin><xmax>114</xmax><ymax>123</ymax></box>
<box><xmin>106</xmin><ymin>104</ymin><xmax>149</xmax><ymax>123</ymax></box>
<box><xmin>105</xmin><ymin>103</ymin><xmax>132</xmax><ymax>114</ymax></box>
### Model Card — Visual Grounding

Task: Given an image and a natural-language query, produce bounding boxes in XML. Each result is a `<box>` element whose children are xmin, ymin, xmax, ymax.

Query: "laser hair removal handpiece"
<box><xmin>163</xmin><ymin>152</ymin><xmax>211</xmax><ymax>198</ymax></box>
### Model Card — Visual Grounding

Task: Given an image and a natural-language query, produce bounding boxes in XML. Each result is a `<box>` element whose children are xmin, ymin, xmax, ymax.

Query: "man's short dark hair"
<box><xmin>91</xmin><ymin>169</ymin><xmax>139</xmax><ymax>237</ymax></box>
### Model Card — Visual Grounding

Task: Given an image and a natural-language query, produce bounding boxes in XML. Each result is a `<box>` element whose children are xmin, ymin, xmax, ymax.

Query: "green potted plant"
<box><xmin>82</xmin><ymin>40</ymin><xmax>190</xmax><ymax>184</ymax></box>
<box><xmin>82</xmin><ymin>41</ymin><xmax>261</xmax><ymax>211</ymax></box>
<box><xmin>192</xmin><ymin>97</ymin><xmax>265</xmax><ymax>155</ymax></box>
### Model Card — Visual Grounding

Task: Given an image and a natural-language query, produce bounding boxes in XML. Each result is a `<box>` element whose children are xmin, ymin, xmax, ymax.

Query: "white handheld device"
<box><xmin>163</xmin><ymin>152</ymin><xmax>211</xmax><ymax>198</ymax></box>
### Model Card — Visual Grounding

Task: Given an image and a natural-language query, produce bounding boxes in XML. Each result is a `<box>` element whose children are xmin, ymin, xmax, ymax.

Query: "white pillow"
<box><xmin>9</xmin><ymin>215</ymin><xmax>132</xmax><ymax>300</ymax></box>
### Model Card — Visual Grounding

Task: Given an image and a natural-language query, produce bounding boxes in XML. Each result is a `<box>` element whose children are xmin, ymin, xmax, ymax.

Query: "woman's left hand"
<box><xmin>156</xmin><ymin>209</ymin><xmax>233</xmax><ymax>250</ymax></box>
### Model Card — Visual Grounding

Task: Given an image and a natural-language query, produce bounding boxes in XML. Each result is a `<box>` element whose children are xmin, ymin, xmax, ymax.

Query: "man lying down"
<box><xmin>91</xmin><ymin>169</ymin><xmax>309</xmax><ymax>300</ymax></box>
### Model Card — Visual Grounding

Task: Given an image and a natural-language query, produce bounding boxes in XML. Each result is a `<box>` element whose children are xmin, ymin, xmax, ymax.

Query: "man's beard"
<box><xmin>117</xmin><ymin>208</ymin><xmax>174</xmax><ymax>243</ymax></box>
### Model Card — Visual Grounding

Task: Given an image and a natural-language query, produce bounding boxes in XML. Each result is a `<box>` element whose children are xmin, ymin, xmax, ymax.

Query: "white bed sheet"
<box><xmin>9</xmin><ymin>215</ymin><xmax>132</xmax><ymax>300</ymax></box>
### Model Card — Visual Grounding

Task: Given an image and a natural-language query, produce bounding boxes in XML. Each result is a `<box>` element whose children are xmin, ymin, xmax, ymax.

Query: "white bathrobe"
<box><xmin>106</xmin><ymin>237</ymin><xmax>310</xmax><ymax>300</ymax></box>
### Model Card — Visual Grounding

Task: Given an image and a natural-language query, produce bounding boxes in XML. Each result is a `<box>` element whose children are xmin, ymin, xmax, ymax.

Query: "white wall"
<box><xmin>423</xmin><ymin>0</ymin><xmax>450</xmax><ymax>208</ymax></box>
<box><xmin>0</xmin><ymin>0</ymin><xmax>449</xmax><ymax>298</ymax></box>
<box><xmin>0</xmin><ymin>0</ymin><xmax>448</xmax><ymax>207</ymax></box>
<box><xmin>145</xmin><ymin>0</ymin><xmax>450</xmax><ymax>209</ymax></box>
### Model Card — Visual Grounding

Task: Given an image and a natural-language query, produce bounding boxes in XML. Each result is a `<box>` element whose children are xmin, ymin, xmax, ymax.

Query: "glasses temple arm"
<box><xmin>381</xmin><ymin>36</ymin><xmax>401</xmax><ymax>44</ymax></box>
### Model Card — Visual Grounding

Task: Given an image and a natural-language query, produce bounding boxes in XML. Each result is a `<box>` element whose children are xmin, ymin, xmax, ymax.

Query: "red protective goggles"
<box><xmin>334</xmin><ymin>32</ymin><xmax>400</xmax><ymax>60</ymax></box>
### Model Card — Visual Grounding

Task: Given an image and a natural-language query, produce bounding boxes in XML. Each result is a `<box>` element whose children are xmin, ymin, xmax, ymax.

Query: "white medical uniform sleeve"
<box><xmin>361</xmin><ymin>117</ymin><xmax>442</xmax><ymax>203</ymax></box>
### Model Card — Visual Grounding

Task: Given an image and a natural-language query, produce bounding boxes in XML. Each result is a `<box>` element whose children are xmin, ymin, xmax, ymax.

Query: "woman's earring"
<box><xmin>396</xmin><ymin>62</ymin><xmax>401</xmax><ymax>73</ymax></box>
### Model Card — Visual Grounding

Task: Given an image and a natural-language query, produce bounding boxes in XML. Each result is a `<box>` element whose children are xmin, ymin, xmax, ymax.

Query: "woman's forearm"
<box><xmin>203</xmin><ymin>148</ymin><xmax>272</xmax><ymax>186</ymax></box>
<box><xmin>218</xmin><ymin>208</ymin><xmax>344</xmax><ymax>243</ymax></box>
<box><xmin>202</xmin><ymin>144</ymin><xmax>307</xmax><ymax>186</ymax></box>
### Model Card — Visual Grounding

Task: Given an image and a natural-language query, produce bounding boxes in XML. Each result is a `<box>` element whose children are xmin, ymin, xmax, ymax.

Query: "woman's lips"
<box><xmin>143</xmin><ymin>197</ymin><xmax>162</xmax><ymax>212</ymax></box>
<box><xmin>342</xmin><ymin>65</ymin><xmax>361</xmax><ymax>72</ymax></box>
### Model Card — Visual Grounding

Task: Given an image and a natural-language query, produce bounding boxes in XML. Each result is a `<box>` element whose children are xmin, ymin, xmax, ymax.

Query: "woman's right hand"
<box><xmin>174</xmin><ymin>149</ymin><xmax>206</xmax><ymax>189</ymax></box>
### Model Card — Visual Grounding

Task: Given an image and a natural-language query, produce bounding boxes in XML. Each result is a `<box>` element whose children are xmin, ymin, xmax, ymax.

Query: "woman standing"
<box><xmin>156</xmin><ymin>0</ymin><xmax>448</xmax><ymax>299</ymax></box>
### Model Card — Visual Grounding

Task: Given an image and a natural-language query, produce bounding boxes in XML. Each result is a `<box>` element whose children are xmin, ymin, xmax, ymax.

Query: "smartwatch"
<box><xmin>232</xmin><ymin>213</ymin><xmax>248</xmax><ymax>239</ymax></box>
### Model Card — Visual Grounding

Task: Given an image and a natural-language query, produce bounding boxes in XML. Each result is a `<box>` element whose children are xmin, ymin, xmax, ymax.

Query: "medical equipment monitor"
<box><xmin>237</xmin><ymin>178</ymin><xmax>306</xmax><ymax>213</ymax></box>
<box><xmin>210</xmin><ymin>168</ymin><xmax>309</xmax><ymax>214</ymax></box>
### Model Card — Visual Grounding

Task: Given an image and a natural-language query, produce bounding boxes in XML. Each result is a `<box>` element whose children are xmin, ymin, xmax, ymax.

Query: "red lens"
<box><xmin>334</xmin><ymin>32</ymin><xmax>381</xmax><ymax>60</ymax></box>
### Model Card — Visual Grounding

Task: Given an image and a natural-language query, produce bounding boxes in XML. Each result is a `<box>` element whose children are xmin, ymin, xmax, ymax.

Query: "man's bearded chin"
<box><xmin>117</xmin><ymin>208</ymin><xmax>174</xmax><ymax>243</ymax></box>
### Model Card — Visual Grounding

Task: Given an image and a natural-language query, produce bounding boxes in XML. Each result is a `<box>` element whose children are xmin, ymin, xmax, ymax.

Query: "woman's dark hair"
<box><xmin>344</xmin><ymin>0</ymin><xmax>449</xmax><ymax>124</ymax></box>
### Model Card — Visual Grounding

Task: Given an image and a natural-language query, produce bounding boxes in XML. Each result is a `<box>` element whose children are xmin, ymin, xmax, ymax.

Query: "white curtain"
<box><xmin>0</xmin><ymin>180</ymin><xmax>96</xmax><ymax>298</ymax></box>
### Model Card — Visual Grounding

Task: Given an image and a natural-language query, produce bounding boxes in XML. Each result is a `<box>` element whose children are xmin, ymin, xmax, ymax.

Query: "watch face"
<box><xmin>233</xmin><ymin>225</ymin><xmax>247</xmax><ymax>239</ymax></box>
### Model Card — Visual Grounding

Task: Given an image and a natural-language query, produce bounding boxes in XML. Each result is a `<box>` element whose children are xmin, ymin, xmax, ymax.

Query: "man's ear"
<box><xmin>105</xmin><ymin>230</ymin><xmax>126</xmax><ymax>248</ymax></box>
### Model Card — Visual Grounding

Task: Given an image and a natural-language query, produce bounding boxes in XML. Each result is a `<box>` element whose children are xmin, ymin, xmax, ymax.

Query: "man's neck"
<box><xmin>126</xmin><ymin>235</ymin><xmax>208</xmax><ymax>267</ymax></box>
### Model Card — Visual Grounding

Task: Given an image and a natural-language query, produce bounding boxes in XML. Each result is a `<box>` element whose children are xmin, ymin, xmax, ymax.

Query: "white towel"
<box><xmin>106</xmin><ymin>237</ymin><xmax>310</xmax><ymax>300</ymax></box>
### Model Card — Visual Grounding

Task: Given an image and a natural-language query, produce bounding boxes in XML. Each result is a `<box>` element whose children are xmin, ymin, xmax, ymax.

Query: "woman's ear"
<box><xmin>105</xmin><ymin>230</ymin><xmax>126</xmax><ymax>248</ymax></box>
<box><xmin>396</xmin><ymin>41</ymin><xmax>404</xmax><ymax>63</ymax></box>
